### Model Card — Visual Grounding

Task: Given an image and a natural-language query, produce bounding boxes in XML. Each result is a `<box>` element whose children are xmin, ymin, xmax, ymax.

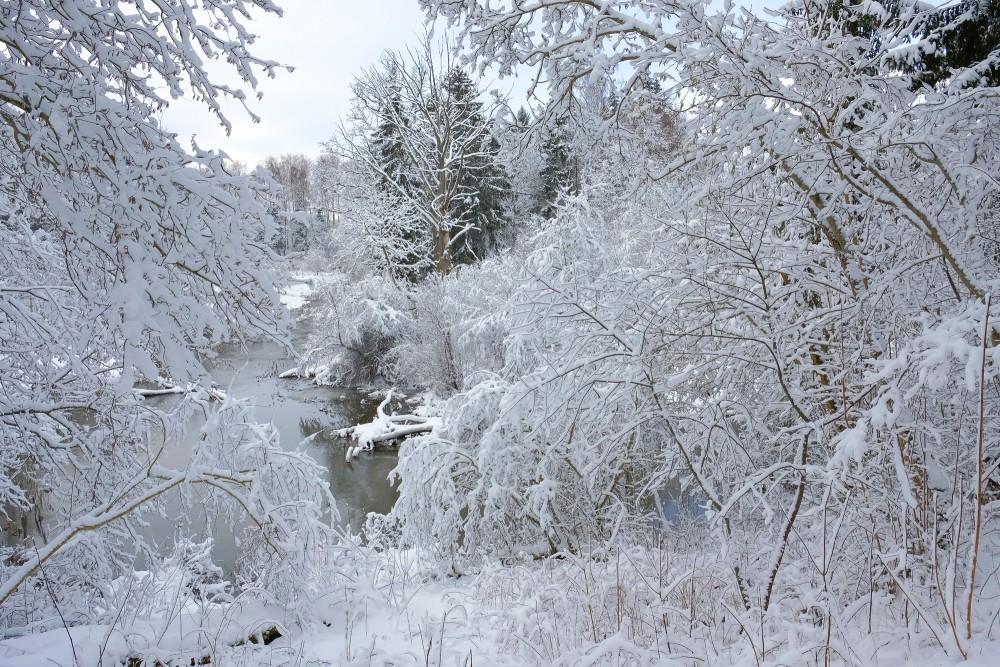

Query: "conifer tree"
<box><xmin>444</xmin><ymin>68</ymin><xmax>512</xmax><ymax>263</ymax></box>
<box><xmin>329</xmin><ymin>42</ymin><xmax>510</xmax><ymax>278</ymax></box>
<box><xmin>537</xmin><ymin>118</ymin><xmax>578</xmax><ymax>219</ymax></box>
<box><xmin>905</xmin><ymin>0</ymin><xmax>1000</xmax><ymax>88</ymax></box>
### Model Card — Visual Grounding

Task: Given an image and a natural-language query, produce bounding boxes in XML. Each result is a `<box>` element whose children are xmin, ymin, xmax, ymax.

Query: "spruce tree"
<box><xmin>538</xmin><ymin>118</ymin><xmax>577</xmax><ymax>219</ymax></box>
<box><xmin>444</xmin><ymin>68</ymin><xmax>512</xmax><ymax>264</ymax></box>
<box><xmin>907</xmin><ymin>0</ymin><xmax>1000</xmax><ymax>88</ymax></box>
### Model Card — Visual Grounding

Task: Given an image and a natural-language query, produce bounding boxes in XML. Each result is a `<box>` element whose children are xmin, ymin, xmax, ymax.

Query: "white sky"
<box><xmin>164</xmin><ymin>0</ymin><xmax>431</xmax><ymax>167</ymax></box>
<box><xmin>164</xmin><ymin>0</ymin><xmax>779</xmax><ymax>167</ymax></box>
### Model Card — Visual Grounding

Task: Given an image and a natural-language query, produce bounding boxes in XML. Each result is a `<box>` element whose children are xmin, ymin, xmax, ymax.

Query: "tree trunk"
<box><xmin>432</xmin><ymin>225</ymin><xmax>451</xmax><ymax>275</ymax></box>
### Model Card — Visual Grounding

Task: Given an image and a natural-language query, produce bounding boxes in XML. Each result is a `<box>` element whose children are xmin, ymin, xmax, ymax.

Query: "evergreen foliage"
<box><xmin>443</xmin><ymin>69</ymin><xmax>512</xmax><ymax>264</ymax></box>
<box><xmin>537</xmin><ymin>118</ymin><xmax>578</xmax><ymax>219</ymax></box>
<box><xmin>327</xmin><ymin>45</ymin><xmax>512</xmax><ymax>280</ymax></box>
<box><xmin>906</xmin><ymin>0</ymin><xmax>1000</xmax><ymax>88</ymax></box>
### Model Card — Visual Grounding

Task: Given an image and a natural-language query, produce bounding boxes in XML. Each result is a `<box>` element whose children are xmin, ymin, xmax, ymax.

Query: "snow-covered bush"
<box><xmin>302</xmin><ymin>256</ymin><xmax>518</xmax><ymax>394</ymax></box>
<box><xmin>297</xmin><ymin>274</ymin><xmax>408</xmax><ymax>385</ymax></box>
<box><xmin>387</xmin><ymin>260</ymin><xmax>516</xmax><ymax>391</ymax></box>
<box><xmin>385</xmin><ymin>0</ymin><xmax>1000</xmax><ymax>653</ymax></box>
<box><xmin>385</xmin><ymin>171</ymin><xmax>1000</xmax><ymax>660</ymax></box>
<box><xmin>382</xmin><ymin>187</ymin><xmax>674</xmax><ymax>563</ymax></box>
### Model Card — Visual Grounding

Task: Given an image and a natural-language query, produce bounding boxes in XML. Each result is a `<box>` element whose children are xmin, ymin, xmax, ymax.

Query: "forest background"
<box><xmin>2</xmin><ymin>0</ymin><xmax>1000</xmax><ymax>665</ymax></box>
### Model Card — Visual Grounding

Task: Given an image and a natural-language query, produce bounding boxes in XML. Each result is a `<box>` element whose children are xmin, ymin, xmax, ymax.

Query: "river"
<box><xmin>6</xmin><ymin>302</ymin><xmax>695</xmax><ymax>574</ymax></box>
<box><xmin>141</xmin><ymin>321</ymin><xmax>402</xmax><ymax>571</ymax></box>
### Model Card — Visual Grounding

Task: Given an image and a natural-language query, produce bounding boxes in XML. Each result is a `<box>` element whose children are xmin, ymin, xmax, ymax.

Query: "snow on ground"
<box><xmin>5</xmin><ymin>549</ymin><xmax>1000</xmax><ymax>667</ymax></box>
<box><xmin>280</xmin><ymin>281</ymin><xmax>314</xmax><ymax>310</ymax></box>
<box><xmin>0</xmin><ymin>625</ymin><xmax>126</xmax><ymax>667</ymax></box>
<box><xmin>280</xmin><ymin>272</ymin><xmax>338</xmax><ymax>311</ymax></box>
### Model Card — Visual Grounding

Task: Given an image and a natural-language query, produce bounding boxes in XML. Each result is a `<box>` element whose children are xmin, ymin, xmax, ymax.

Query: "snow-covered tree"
<box><xmin>311</xmin><ymin>152</ymin><xmax>341</xmax><ymax>226</ymax></box>
<box><xmin>327</xmin><ymin>39</ymin><xmax>510</xmax><ymax>278</ymax></box>
<box><xmin>390</xmin><ymin>0</ymin><xmax>1000</xmax><ymax>657</ymax></box>
<box><xmin>537</xmin><ymin>117</ymin><xmax>579</xmax><ymax>219</ymax></box>
<box><xmin>443</xmin><ymin>68</ymin><xmax>512</xmax><ymax>264</ymax></box>
<box><xmin>0</xmin><ymin>0</ymin><xmax>333</xmax><ymax>637</ymax></box>
<box><xmin>262</xmin><ymin>153</ymin><xmax>314</xmax><ymax>255</ymax></box>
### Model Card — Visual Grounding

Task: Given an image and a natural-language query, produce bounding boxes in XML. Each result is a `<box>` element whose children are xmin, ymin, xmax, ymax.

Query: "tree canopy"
<box><xmin>326</xmin><ymin>40</ymin><xmax>511</xmax><ymax>280</ymax></box>
<box><xmin>0</xmin><ymin>0</ymin><xmax>332</xmax><ymax>635</ymax></box>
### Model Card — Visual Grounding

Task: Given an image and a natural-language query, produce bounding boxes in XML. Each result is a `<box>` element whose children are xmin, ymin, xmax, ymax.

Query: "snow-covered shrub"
<box><xmin>387</xmin><ymin>259</ymin><xmax>517</xmax><ymax>392</ymax></box>
<box><xmin>303</xmin><ymin>256</ymin><xmax>518</xmax><ymax>394</ymax></box>
<box><xmin>461</xmin><ymin>543</ymin><xmax>737</xmax><ymax>666</ymax></box>
<box><xmin>0</xmin><ymin>0</ymin><xmax>351</xmax><ymax>651</ymax></box>
<box><xmin>382</xmin><ymin>188</ymin><xmax>672</xmax><ymax>564</ymax></box>
<box><xmin>298</xmin><ymin>274</ymin><xmax>408</xmax><ymax>385</ymax></box>
<box><xmin>385</xmin><ymin>128</ymin><xmax>1000</xmax><ymax>657</ymax></box>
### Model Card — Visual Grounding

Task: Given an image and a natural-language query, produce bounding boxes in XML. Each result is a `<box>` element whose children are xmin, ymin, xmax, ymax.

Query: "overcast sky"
<box><xmin>165</xmin><ymin>0</ymin><xmax>431</xmax><ymax>167</ymax></box>
<box><xmin>164</xmin><ymin>1</ymin><xmax>778</xmax><ymax>167</ymax></box>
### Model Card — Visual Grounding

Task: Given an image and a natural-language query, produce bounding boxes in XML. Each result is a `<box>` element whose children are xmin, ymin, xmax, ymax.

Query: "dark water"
<box><xmin>143</xmin><ymin>326</ymin><xmax>402</xmax><ymax>570</ymax></box>
<box><xmin>205</xmin><ymin>333</ymin><xmax>401</xmax><ymax>529</ymax></box>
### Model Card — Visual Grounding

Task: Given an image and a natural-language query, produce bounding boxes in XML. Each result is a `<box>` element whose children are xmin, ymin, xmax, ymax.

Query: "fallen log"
<box><xmin>338</xmin><ymin>389</ymin><xmax>439</xmax><ymax>461</ymax></box>
<box><xmin>132</xmin><ymin>386</ymin><xmax>185</xmax><ymax>397</ymax></box>
<box><xmin>361</xmin><ymin>422</ymin><xmax>434</xmax><ymax>444</ymax></box>
<box><xmin>134</xmin><ymin>381</ymin><xmax>228</xmax><ymax>402</ymax></box>
<box><xmin>337</xmin><ymin>413</ymin><xmax>429</xmax><ymax>437</ymax></box>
